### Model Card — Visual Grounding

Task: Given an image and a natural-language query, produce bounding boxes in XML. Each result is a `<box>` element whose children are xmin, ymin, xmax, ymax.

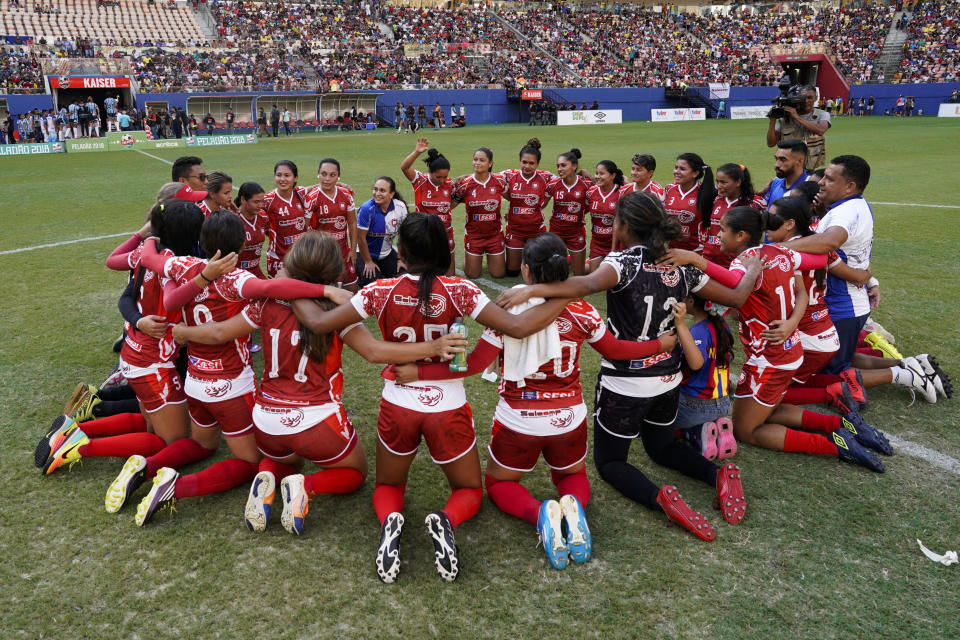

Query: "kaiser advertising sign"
<box><xmin>49</xmin><ymin>76</ymin><xmax>131</xmax><ymax>89</ymax></box>
<box><xmin>557</xmin><ymin>109</ymin><xmax>623</xmax><ymax>126</ymax></box>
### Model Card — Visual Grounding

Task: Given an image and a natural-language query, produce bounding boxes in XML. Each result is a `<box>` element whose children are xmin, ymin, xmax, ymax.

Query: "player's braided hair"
<box><xmin>284</xmin><ymin>231</ymin><xmax>343</xmax><ymax>360</ymax></box>
<box><xmin>396</xmin><ymin>212</ymin><xmax>451</xmax><ymax>315</ymax></box>
<box><xmin>615</xmin><ymin>191</ymin><xmax>680</xmax><ymax>260</ymax></box>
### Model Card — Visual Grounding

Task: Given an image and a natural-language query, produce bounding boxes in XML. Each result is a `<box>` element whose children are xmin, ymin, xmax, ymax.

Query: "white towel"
<box><xmin>500</xmin><ymin>285</ymin><xmax>562</xmax><ymax>388</ymax></box>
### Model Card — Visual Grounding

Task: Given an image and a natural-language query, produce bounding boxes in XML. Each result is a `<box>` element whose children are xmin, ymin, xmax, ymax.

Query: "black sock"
<box><xmin>505</xmin><ymin>269</ymin><xmax>521</xmax><ymax>277</ymax></box>
<box><xmin>92</xmin><ymin>398</ymin><xmax>140</xmax><ymax>418</ymax></box>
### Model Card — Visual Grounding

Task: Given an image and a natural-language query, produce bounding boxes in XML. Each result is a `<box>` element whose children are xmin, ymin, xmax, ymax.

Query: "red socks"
<box><xmin>485</xmin><ymin>474</ymin><xmax>540</xmax><ymax>524</ymax></box>
<box><xmin>78</xmin><ymin>432</ymin><xmax>166</xmax><ymax>458</ymax></box>
<box><xmin>552</xmin><ymin>468</ymin><xmax>591</xmax><ymax>507</ymax></box>
<box><xmin>799</xmin><ymin>411</ymin><xmax>843</xmax><ymax>433</ymax></box>
<box><xmin>303</xmin><ymin>468</ymin><xmax>364</xmax><ymax>496</ymax></box>
<box><xmin>258</xmin><ymin>457</ymin><xmax>298</xmax><ymax>483</ymax></box>
<box><xmin>373</xmin><ymin>483</ymin><xmax>406</xmax><ymax>526</ymax></box>
<box><xmin>804</xmin><ymin>373</ymin><xmax>843</xmax><ymax>388</ymax></box>
<box><xmin>175</xmin><ymin>459</ymin><xmax>258</xmax><ymax>499</ymax></box>
<box><xmin>80</xmin><ymin>413</ymin><xmax>147</xmax><ymax>437</ymax></box>
<box><xmin>783</xmin><ymin>429</ymin><xmax>839</xmax><ymax>456</ymax></box>
<box><xmin>782</xmin><ymin>387</ymin><xmax>830</xmax><ymax>405</ymax></box>
<box><xmin>442</xmin><ymin>487</ymin><xmax>483</xmax><ymax>529</ymax></box>
<box><xmin>145</xmin><ymin>438</ymin><xmax>216</xmax><ymax>478</ymax></box>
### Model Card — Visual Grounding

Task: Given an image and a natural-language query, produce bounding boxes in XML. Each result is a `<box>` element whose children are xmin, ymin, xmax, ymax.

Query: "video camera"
<box><xmin>768</xmin><ymin>74</ymin><xmax>807</xmax><ymax>119</ymax></box>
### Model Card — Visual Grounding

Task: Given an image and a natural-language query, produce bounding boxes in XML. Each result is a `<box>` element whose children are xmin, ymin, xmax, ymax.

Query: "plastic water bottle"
<box><xmin>449</xmin><ymin>317</ymin><xmax>468</xmax><ymax>373</ymax></box>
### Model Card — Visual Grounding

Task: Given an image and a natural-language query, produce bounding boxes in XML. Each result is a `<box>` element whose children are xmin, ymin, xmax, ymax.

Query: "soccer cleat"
<box><xmin>42</xmin><ymin>420</ymin><xmax>88</xmax><ymax>475</ymax></box>
<box><xmin>864</xmin><ymin>331</ymin><xmax>903</xmax><ymax>360</ymax></box>
<box><xmin>244</xmin><ymin>471</ymin><xmax>276</xmax><ymax>532</ymax></box>
<box><xmin>135</xmin><ymin>467</ymin><xmax>179</xmax><ymax>526</ymax></box>
<box><xmin>35</xmin><ymin>414</ymin><xmax>73</xmax><ymax>468</ymax></box>
<box><xmin>105</xmin><ymin>455</ymin><xmax>147</xmax><ymax>513</ymax></box>
<box><xmin>64</xmin><ymin>382</ymin><xmax>95</xmax><ymax>415</ymax></box>
<box><xmin>537</xmin><ymin>499</ymin><xmax>569</xmax><ymax>570</ymax></box>
<box><xmin>902</xmin><ymin>357</ymin><xmax>938</xmax><ymax>404</ymax></box>
<box><xmin>715</xmin><ymin>463</ymin><xmax>746</xmax><ymax>525</ymax></box>
<box><xmin>559</xmin><ymin>494</ymin><xmax>591</xmax><ymax>564</ymax></box>
<box><xmin>863</xmin><ymin>318</ymin><xmax>895</xmax><ymax>344</ymax></box>
<box><xmin>838</xmin><ymin>368</ymin><xmax>868</xmax><ymax>409</ymax></box>
<box><xmin>425</xmin><ymin>511</ymin><xmax>460</xmax><ymax>582</ymax></box>
<box><xmin>656</xmin><ymin>485</ymin><xmax>715</xmax><ymax>541</ymax></box>
<box><xmin>715</xmin><ymin>417</ymin><xmax>737</xmax><ymax>460</ymax></box>
<box><xmin>99</xmin><ymin>363</ymin><xmax>125</xmax><ymax>392</ymax></box>
<box><xmin>832</xmin><ymin>429</ymin><xmax>885</xmax><ymax>473</ymax></box>
<box><xmin>842</xmin><ymin>412</ymin><xmax>893</xmax><ymax>456</ymax></box>
<box><xmin>279</xmin><ymin>474</ymin><xmax>308</xmax><ymax>536</ymax></box>
<box><xmin>914</xmin><ymin>354</ymin><xmax>953</xmax><ymax>400</ymax></box>
<box><xmin>825</xmin><ymin>381</ymin><xmax>860</xmax><ymax>415</ymax></box>
<box><xmin>684</xmin><ymin>422</ymin><xmax>719</xmax><ymax>461</ymax></box>
<box><xmin>375</xmin><ymin>512</ymin><xmax>404</xmax><ymax>584</ymax></box>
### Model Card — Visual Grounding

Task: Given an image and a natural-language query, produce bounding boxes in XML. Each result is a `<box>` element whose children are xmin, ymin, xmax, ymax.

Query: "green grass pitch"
<box><xmin>1</xmin><ymin>117</ymin><xmax>958</xmax><ymax>639</ymax></box>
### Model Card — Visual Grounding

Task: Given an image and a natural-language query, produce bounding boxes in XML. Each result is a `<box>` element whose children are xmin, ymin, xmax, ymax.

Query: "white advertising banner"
<box><xmin>708</xmin><ymin>82</ymin><xmax>730</xmax><ymax>100</ymax></box>
<box><xmin>937</xmin><ymin>103</ymin><xmax>960</xmax><ymax>117</ymax></box>
<box><xmin>557</xmin><ymin>109</ymin><xmax>623</xmax><ymax>126</ymax></box>
<box><xmin>730</xmin><ymin>105</ymin><xmax>773</xmax><ymax>120</ymax></box>
<box><xmin>650</xmin><ymin>108</ymin><xmax>706</xmax><ymax>122</ymax></box>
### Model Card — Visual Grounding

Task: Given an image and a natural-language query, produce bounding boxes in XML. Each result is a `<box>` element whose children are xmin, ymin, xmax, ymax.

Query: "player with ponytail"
<box><xmin>546</xmin><ymin>148</ymin><xmax>593</xmax><ymax>275</ymax></box>
<box><xmin>704</xmin><ymin>163</ymin><xmax>765</xmax><ymax>268</ymax></box>
<box><xmin>500</xmin><ymin>138</ymin><xmax>555</xmax><ymax>277</ymax></box>
<box><xmin>401</xmin><ymin>137</ymin><xmax>455</xmax><ymax>275</ymax></box>
<box><xmin>662</xmin><ymin>152</ymin><xmax>715</xmax><ymax>253</ymax></box>
<box><xmin>234</xmin><ymin>181</ymin><xmax>268</xmax><ymax>278</ymax></box>
<box><xmin>586</xmin><ymin>160</ymin><xmax>625</xmax><ymax>272</ymax></box>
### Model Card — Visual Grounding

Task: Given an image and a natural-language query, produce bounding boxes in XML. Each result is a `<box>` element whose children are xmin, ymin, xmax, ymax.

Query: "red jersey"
<box><xmin>729</xmin><ymin>244</ymin><xmax>803</xmax><ymax>368</ymax></box>
<box><xmin>586</xmin><ymin>184</ymin><xmax>621</xmax><ymax>253</ymax></box>
<box><xmin>546</xmin><ymin>175</ymin><xmax>593</xmax><ymax>237</ymax></box>
<box><xmin>247</xmin><ymin>298</ymin><xmax>351</xmax><ymax>407</ymax></box>
<box><xmin>198</xmin><ymin>200</ymin><xmax>213</xmax><ymax>217</ymax></box>
<box><xmin>164</xmin><ymin>256</ymin><xmax>258</xmax><ymax>379</ymax></box>
<box><xmin>351</xmin><ymin>274</ymin><xmax>490</xmax><ymax>413</ymax></box>
<box><xmin>410</xmin><ymin>170</ymin><xmax>454</xmax><ymax>229</ymax></box>
<box><xmin>263</xmin><ymin>187</ymin><xmax>309</xmax><ymax>265</ymax></box>
<box><xmin>501</xmin><ymin>168</ymin><xmax>553</xmax><ymax>236</ymax></box>
<box><xmin>789</xmin><ymin>237</ymin><xmax>833</xmax><ymax>336</ymax></box>
<box><xmin>703</xmin><ymin>194</ymin><xmax>767</xmax><ymax>268</ymax></box>
<box><xmin>662</xmin><ymin>182</ymin><xmax>703</xmax><ymax>252</ymax></box>
<box><xmin>455</xmin><ymin>174</ymin><xmax>508</xmax><ymax>238</ymax></box>
<box><xmin>620</xmin><ymin>180</ymin><xmax>665</xmax><ymax>201</ymax></box>
<box><xmin>306</xmin><ymin>184</ymin><xmax>355</xmax><ymax>256</ymax></box>
<box><xmin>236</xmin><ymin>211</ymin><xmax>268</xmax><ymax>276</ymax></box>
<box><xmin>120</xmin><ymin>245</ymin><xmax>180</xmax><ymax>368</ymax></box>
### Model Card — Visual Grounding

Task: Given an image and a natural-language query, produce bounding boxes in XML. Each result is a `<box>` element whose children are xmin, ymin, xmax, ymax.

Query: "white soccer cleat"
<box><xmin>903</xmin><ymin>357</ymin><xmax>938</xmax><ymax>404</ymax></box>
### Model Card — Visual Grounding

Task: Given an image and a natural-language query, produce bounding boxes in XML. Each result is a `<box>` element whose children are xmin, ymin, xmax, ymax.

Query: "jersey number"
<box><xmin>268</xmin><ymin>328</ymin><xmax>309</xmax><ymax>382</ymax></box>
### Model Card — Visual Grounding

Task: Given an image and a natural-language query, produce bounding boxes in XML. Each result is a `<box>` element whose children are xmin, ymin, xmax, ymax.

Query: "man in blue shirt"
<box><xmin>762</xmin><ymin>138</ymin><xmax>808</xmax><ymax>205</ymax></box>
<box><xmin>117</xmin><ymin>109</ymin><xmax>132</xmax><ymax>131</ymax></box>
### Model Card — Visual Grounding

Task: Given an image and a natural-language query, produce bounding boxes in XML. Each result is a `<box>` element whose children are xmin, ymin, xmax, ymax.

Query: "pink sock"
<box><xmin>485</xmin><ymin>474</ymin><xmax>540</xmax><ymax>525</ymax></box>
<box><xmin>372</xmin><ymin>483</ymin><xmax>406</xmax><ymax>526</ymax></box>
<box><xmin>442</xmin><ymin>487</ymin><xmax>483</xmax><ymax>529</ymax></box>
<box><xmin>303</xmin><ymin>468</ymin><xmax>364</xmax><ymax>496</ymax></box>
<box><xmin>175</xmin><ymin>459</ymin><xmax>258</xmax><ymax>499</ymax></box>
<box><xmin>551</xmin><ymin>467</ymin><xmax>591</xmax><ymax>508</ymax></box>
<box><xmin>78</xmin><ymin>432</ymin><xmax>166</xmax><ymax>458</ymax></box>
<box><xmin>145</xmin><ymin>438</ymin><xmax>215</xmax><ymax>478</ymax></box>
<box><xmin>81</xmin><ymin>413</ymin><xmax>147</xmax><ymax>437</ymax></box>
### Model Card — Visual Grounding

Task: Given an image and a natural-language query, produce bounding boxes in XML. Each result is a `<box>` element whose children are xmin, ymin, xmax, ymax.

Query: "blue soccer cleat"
<box><xmin>842</xmin><ymin>412</ymin><xmax>893</xmax><ymax>456</ymax></box>
<box><xmin>537</xmin><ymin>499</ymin><xmax>568</xmax><ymax>570</ymax></box>
<box><xmin>559</xmin><ymin>494</ymin><xmax>592</xmax><ymax>564</ymax></box>
<box><xmin>832</xmin><ymin>429</ymin><xmax>885</xmax><ymax>473</ymax></box>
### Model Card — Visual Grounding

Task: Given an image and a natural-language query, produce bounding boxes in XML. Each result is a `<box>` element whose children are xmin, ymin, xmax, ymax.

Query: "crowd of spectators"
<box><xmin>130</xmin><ymin>45</ymin><xmax>309</xmax><ymax>92</ymax></box>
<box><xmin>0</xmin><ymin>46</ymin><xmax>44</xmax><ymax>92</ymax></box>
<box><xmin>896</xmin><ymin>0</ymin><xmax>959</xmax><ymax>83</ymax></box>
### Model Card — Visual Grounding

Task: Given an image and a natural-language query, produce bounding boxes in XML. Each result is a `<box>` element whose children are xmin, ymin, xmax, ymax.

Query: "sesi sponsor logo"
<box><xmin>189</xmin><ymin>355</ymin><xmax>224</xmax><ymax>372</ymax></box>
<box><xmin>628</xmin><ymin>351</ymin><xmax>671</xmax><ymax>369</ymax></box>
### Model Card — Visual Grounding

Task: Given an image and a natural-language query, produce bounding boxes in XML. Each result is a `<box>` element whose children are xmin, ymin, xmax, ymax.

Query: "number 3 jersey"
<box><xmin>481</xmin><ymin>300</ymin><xmax>606</xmax><ymax>436</ymax></box>
<box><xmin>351</xmin><ymin>274</ymin><xmax>490</xmax><ymax>412</ymax></box>
<box><xmin>600</xmin><ymin>245</ymin><xmax>709</xmax><ymax>378</ymax></box>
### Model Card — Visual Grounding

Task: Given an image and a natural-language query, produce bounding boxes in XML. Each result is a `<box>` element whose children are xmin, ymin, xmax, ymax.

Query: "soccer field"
<box><xmin>2</xmin><ymin>118</ymin><xmax>959</xmax><ymax>639</ymax></box>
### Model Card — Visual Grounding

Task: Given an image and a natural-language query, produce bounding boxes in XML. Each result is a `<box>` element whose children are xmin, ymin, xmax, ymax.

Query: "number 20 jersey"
<box><xmin>599</xmin><ymin>245</ymin><xmax>709</xmax><ymax>378</ymax></box>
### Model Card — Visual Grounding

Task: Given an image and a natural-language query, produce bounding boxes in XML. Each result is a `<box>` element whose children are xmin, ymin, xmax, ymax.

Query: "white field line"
<box><xmin>0</xmin><ymin>232</ymin><xmax>134</xmax><ymax>255</ymax></box>
<box><xmin>134</xmin><ymin>149</ymin><xmax>174</xmax><ymax>165</ymax></box>
<box><xmin>886</xmin><ymin>434</ymin><xmax>960</xmax><ymax>476</ymax></box>
<box><xmin>872</xmin><ymin>201</ymin><xmax>960</xmax><ymax>209</ymax></box>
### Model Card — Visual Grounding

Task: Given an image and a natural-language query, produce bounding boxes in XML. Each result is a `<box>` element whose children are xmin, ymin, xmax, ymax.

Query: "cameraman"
<box><xmin>766</xmin><ymin>85</ymin><xmax>830</xmax><ymax>171</ymax></box>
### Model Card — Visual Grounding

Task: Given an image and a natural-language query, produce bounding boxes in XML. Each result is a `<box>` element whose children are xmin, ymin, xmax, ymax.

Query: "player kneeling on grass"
<box><xmin>170</xmin><ymin>231</ymin><xmax>467</xmax><ymax>536</ymax></box>
<box><xmin>394</xmin><ymin>232</ymin><xmax>674</xmax><ymax>569</ymax></box>
<box><xmin>496</xmin><ymin>193</ymin><xmax>762</xmax><ymax>542</ymax></box>
<box><xmin>288</xmin><ymin>213</ymin><xmax>570</xmax><ymax>583</ymax></box>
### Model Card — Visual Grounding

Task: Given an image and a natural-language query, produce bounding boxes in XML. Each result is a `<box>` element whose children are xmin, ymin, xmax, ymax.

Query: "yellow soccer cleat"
<box><xmin>864</xmin><ymin>331</ymin><xmax>903</xmax><ymax>361</ymax></box>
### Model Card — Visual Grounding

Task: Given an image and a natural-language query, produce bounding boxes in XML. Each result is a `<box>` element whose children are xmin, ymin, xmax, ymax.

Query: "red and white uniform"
<box><xmin>263</xmin><ymin>187</ymin><xmax>309</xmax><ymax>277</ymax></box>
<box><xmin>500</xmin><ymin>168</ymin><xmax>553</xmax><ymax>249</ymax></box>
<box><xmin>455</xmin><ymin>173</ymin><xmax>508</xmax><ymax>256</ymax></box>
<box><xmin>164</xmin><ymin>257</ymin><xmax>258</xmax><ymax>436</ymax></box>
<box><xmin>410</xmin><ymin>170</ymin><xmax>455</xmax><ymax>251</ymax></box>
<box><xmin>119</xmin><ymin>245</ymin><xmax>186</xmax><ymax>412</ymax></box>
<box><xmin>351</xmin><ymin>274</ymin><xmax>490</xmax><ymax>463</ymax></box>
<box><xmin>246</xmin><ymin>298</ymin><xmax>361</xmax><ymax>464</ymax></box>
<box><xmin>236</xmin><ymin>211</ymin><xmax>268</xmax><ymax>278</ymax></box>
<box><xmin>197</xmin><ymin>200</ymin><xmax>213</xmax><ymax>217</ymax></box>
<box><xmin>790</xmin><ymin>240</ymin><xmax>840</xmax><ymax>382</ymax></box>
<box><xmin>662</xmin><ymin>182</ymin><xmax>703</xmax><ymax>253</ymax></box>
<box><xmin>620</xmin><ymin>180</ymin><xmax>665</xmax><ymax>201</ymax></box>
<box><xmin>703</xmin><ymin>194</ymin><xmax>767</xmax><ymax>268</ymax></box>
<box><xmin>547</xmin><ymin>175</ymin><xmax>593</xmax><ymax>252</ymax></box>
<box><xmin>730</xmin><ymin>244</ymin><xmax>804</xmax><ymax>406</ymax></box>
<box><xmin>586</xmin><ymin>184</ymin><xmax>621</xmax><ymax>261</ymax></box>
<box><xmin>306</xmin><ymin>184</ymin><xmax>358</xmax><ymax>286</ymax></box>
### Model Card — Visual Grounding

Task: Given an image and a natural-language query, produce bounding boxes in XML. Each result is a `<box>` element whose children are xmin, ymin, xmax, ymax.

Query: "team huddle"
<box><xmin>34</xmin><ymin>138</ymin><xmax>953</xmax><ymax>583</ymax></box>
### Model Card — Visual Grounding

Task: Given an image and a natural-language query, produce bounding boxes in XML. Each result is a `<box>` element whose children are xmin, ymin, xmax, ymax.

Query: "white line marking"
<box><xmin>0</xmin><ymin>232</ymin><xmax>134</xmax><ymax>256</ymax></box>
<box><xmin>872</xmin><ymin>201</ymin><xmax>960</xmax><ymax>209</ymax></box>
<box><xmin>887</xmin><ymin>434</ymin><xmax>960</xmax><ymax>476</ymax></box>
<box><xmin>455</xmin><ymin>269</ymin><xmax>507</xmax><ymax>292</ymax></box>
<box><xmin>134</xmin><ymin>149</ymin><xmax>174</xmax><ymax>165</ymax></box>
